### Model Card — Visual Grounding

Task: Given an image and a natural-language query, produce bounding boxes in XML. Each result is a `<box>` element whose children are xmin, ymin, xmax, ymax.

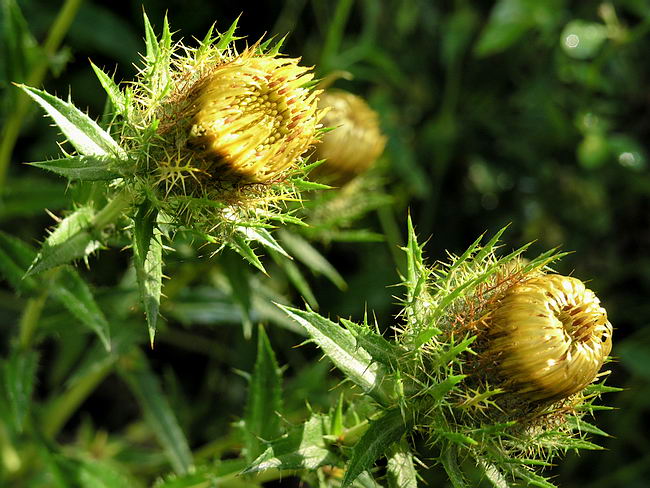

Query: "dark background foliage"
<box><xmin>2</xmin><ymin>0</ymin><xmax>650</xmax><ymax>486</ymax></box>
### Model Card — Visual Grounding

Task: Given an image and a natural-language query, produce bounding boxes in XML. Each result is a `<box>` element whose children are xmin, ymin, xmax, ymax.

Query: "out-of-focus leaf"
<box><xmin>342</xmin><ymin>408</ymin><xmax>409</xmax><ymax>487</ymax></box>
<box><xmin>2</xmin><ymin>348</ymin><xmax>38</xmax><ymax>432</ymax></box>
<box><xmin>0</xmin><ymin>0</ymin><xmax>39</xmax><ymax>89</ymax></box>
<box><xmin>0</xmin><ymin>231</ymin><xmax>37</xmax><ymax>292</ymax></box>
<box><xmin>221</xmin><ymin>250</ymin><xmax>253</xmax><ymax>338</ymax></box>
<box><xmin>278</xmin><ymin>230</ymin><xmax>346</xmax><ymax>290</ymax></box>
<box><xmin>243</xmin><ymin>326</ymin><xmax>283</xmax><ymax>461</ymax></box>
<box><xmin>28</xmin><ymin>155</ymin><xmax>121</xmax><ymax>181</ymax></box>
<box><xmin>270</xmin><ymin>250</ymin><xmax>318</xmax><ymax>309</ymax></box>
<box><xmin>0</xmin><ymin>176</ymin><xmax>69</xmax><ymax>220</ymax></box>
<box><xmin>119</xmin><ymin>351</ymin><xmax>193</xmax><ymax>475</ymax></box>
<box><xmin>244</xmin><ymin>414</ymin><xmax>338</xmax><ymax>474</ymax></box>
<box><xmin>27</xmin><ymin>206</ymin><xmax>102</xmax><ymax>276</ymax></box>
<box><xmin>441</xmin><ymin>445</ymin><xmax>470</xmax><ymax>488</ymax></box>
<box><xmin>132</xmin><ymin>201</ymin><xmax>162</xmax><ymax>346</ymax></box>
<box><xmin>17</xmin><ymin>85</ymin><xmax>125</xmax><ymax>158</ymax></box>
<box><xmin>474</xmin><ymin>0</ymin><xmax>537</xmax><ymax>57</ymax></box>
<box><xmin>48</xmin><ymin>453</ymin><xmax>135</xmax><ymax>488</ymax></box>
<box><xmin>51</xmin><ymin>267</ymin><xmax>111</xmax><ymax>351</ymax></box>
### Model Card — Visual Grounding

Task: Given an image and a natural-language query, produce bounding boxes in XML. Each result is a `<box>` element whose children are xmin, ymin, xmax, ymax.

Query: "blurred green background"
<box><xmin>1</xmin><ymin>0</ymin><xmax>649</xmax><ymax>486</ymax></box>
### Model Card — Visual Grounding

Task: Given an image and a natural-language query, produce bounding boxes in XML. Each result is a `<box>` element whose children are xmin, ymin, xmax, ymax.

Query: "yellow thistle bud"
<box><xmin>188</xmin><ymin>51</ymin><xmax>323</xmax><ymax>182</ymax></box>
<box><xmin>311</xmin><ymin>89</ymin><xmax>386</xmax><ymax>185</ymax></box>
<box><xmin>487</xmin><ymin>274</ymin><xmax>612</xmax><ymax>402</ymax></box>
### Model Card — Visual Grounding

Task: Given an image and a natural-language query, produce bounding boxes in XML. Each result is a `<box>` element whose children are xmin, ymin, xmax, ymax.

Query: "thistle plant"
<box><xmin>243</xmin><ymin>218</ymin><xmax>617</xmax><ymax>487</ymax></box>
<box><xmin>17</xmin><ymin>14</ymin><xmax>325</xmax><ymax>343</ymax></box>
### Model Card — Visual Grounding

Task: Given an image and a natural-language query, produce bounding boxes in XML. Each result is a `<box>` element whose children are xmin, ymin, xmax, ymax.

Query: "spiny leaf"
<box><xmin>243</xmin><ymin>326</ymin><xmax>283</xmax><ymax>462</ymax></box>
<box><xmin>237</xmin><ymin>226</ymin><xmax>289</xmax><ymax>258</ymax></box>
<box><xmin>90</xmin><ymin>62</ymin><xmax>126</xmax><ymax>114</ymax></box>
<box><xmin>387</xmin><ymin>441</ymin><xmax>418</xmax><ymax>488</ymax></box>
<box><xmin>119</xmin><ymin>351</ymin><xmax>193</xmax><ymax>475</ymax></box>
<box><xmin>244</xmin><ymin>414</ymin><xmax>338</xmax><ymax>474</ymax></box>
<box><xmin>427</xmin><ymin>374</ymin><xmax>467</xmax><ymax>403</ymax></box>
<box><xmin>278</xmin><ymin>230</ymin><xmax>346</xmax><ymax>290</ymax></box>
<box><xmin>441</xmin><ymin>445</ymin><xmax>470</xmax><ymax>488</ymax></box>
<box><xmin>17</xmin><ymin>84</ymin><xmax>125</xmax><ymax>158</ymax></box>
<box><xmin>27</xmin><ymin>207</ymin><xmax>102</xmax><ymax>276</ymax></box>
<box><xmin>227</xmin><ymin>233</ymin><xmax>266</xmax><ymax>274</ymax></box>
<box><xmin>216</xmin><ymin>16</ymin><xmax>241</xmax><ymax>50</ymax></box>
<box><xmin>28</xmin><ymin>155</ymin><xmax>121</xmax><ymax>181</ymax></box>
<box><xmin>279</xmin><ymin>304</ymin><xmax>389</xmax><ymax>405</ymax></box>
<box><xmin>51</xmin><ymin>267</ymin><xmax>111</xmax><ymax>351</ymax></box>
<box><xmin>132</xmin><ymin>201</ymin><xmax>162</xmax><ymax>346</ymax></box>
<box><xmin>340</xmin><ymin>318</ymin><xmax>402</xmax><ymax>367</ymax></box>
<box><xmin>342</xmin><ymin>408</ymin><xmax>409</xmax><ymax>487</ymax></box>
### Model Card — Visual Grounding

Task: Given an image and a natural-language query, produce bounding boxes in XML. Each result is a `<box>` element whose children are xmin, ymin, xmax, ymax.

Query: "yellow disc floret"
<box><xmin>188</xmin><ymin>52</ymin><xmax>322</xmax><ymax>182</ymax></box>
<box><xmin>487</xmin><ymin>275</ymin><xmax>612</xmax><ymax>401</ymax></box>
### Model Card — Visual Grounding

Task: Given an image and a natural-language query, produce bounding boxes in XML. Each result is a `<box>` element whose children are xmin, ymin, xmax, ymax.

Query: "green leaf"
<box><xmin>244</xmin><ymin>414</ymin><xmax>338</xmax><ymax>474</ymax></box>
<box><xmin>17</xmin><ymin>84</ymin><xmax>125</xmax><ymax>158</ymax></box>
<box><xmin>243</xmin><ymin>326</ymin><xmax>283</xmax><ymax>462</ymax></box>
<box><xmin>0</xmin><ymin>231</ymin><xmax>37</xmax><ymax>292</ymax></box>
<box><xmin>512</xmin><ymin>466</ymin><xmax>558</xmax><ymax>488</ymax></box>
<box><xmin>216</xmin><ymin>16</ymin><xmax>241</xmax><ymax>50</ymax></box>
<box><xmin>51</xmin><ymin>267</ymin><xmax>111</xmax><ymax>351</ymax></box>
<box><xmin>292</xmin><ymin>178</ymin><xmax>332</xmax><ymax>191</ymax></box>
<box><xmin>427</xmin><ymin>375</ymin><xmax>467</xmax><ymax>403</ymax></box>
<box><xmin>90</xmin><ymin>62</ymin><xmax>126</xmax><ymax>114</ymax></box>
<box><xmin>340</xmin><ymin>318</ymin><xmax>401</xmax><ymax>367</ymax></box>
<box><xmin>387</xmin><ymin>441</ymin><xmax>418</xmax><ymax>488</ymax></box>
<box><xmin>342</xmin><ymin>408</ymin><xmax>409</xmax><ymax>487</ymax></box>
<box><xmin>441</xmin><ymin>445</ymin><xmax>469</xmax><ymax>488</ymax></box>
<box><xmin>238</xmin><ymin>226</ymin><xmax>289</xmax><ymax>258</ymax></box>
<box><xmin>565</xmin><ymin>416</ymin><xmax>610</xmax><ymax>437</ymax></box>
<box><xmin>0</xmin><ymin>176</ymin><xmax>69</xmax><ymax>220</ymax></box>
<box><xmin>278</xmin><ymin>230</ymin><xmax>346</xmax><ymax>290</ymax></box>
<box><xmin>479</xmin><ymin>459</ymin><xmax>511</xmax><ymax>488</ymax></box>
<box><xmin>48</xmin><ymin>452</ymin><xmax>135</xmax><ymax>488</ymax></box>
<box><xmin>1</xmin><ymin>0</ymin><xmax>39</xmax><ymax>86</ymax></box>
<box><xmin>270</xmin><ymin>250</ymin><xmax>318</xmax><ymax>309</ymax></box>
<box><xmin>2</xmin><ymin>349</ymin><xmax>38</xmax><ymax>431</ymax></box>
<box><xmin>119</xmin><ymin>351</ymin><xmax>193</xmax><ymax>475</ymax></box>
<box><xmin>27</xmin><ymin>207</ymin><xmax>102</xmax><ymax>276</ymax></box>
<box><xmin>222</xmin><ymin>250</ymin><xmax>253</xmax><ymax>338</ymax></box>
<box><xmin>227</xmin><ymin>233</ymin><xmax>266</xmax><ymax>274</ymax></box>
<box><xmin>279</xmin><ymin>304</ymin><xmax>389</xmax><ymax>404</ymax></box>
<box><xmin>132</xmin><ymin>201</ymin><xmax>163</xmax><ymax>346</ymax></box>
<box><xmin>473</xmin><ymin>0</ymin><xmax>536</xmax><ymax>57</ymax></box>
<box><xmin>28</xmin><ymin>155</ymin><xmax>121</xmax><ymax>181</ymax></box>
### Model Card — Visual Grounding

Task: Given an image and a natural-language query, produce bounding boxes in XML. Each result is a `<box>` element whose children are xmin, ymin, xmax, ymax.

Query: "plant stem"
<box><xmin>0</xmin><ymin>0</ymin><xmax>84</xmax><ymax>188</ymax></box>
<box><xmin>18</xmin><ymin>292</ymin><xmax>48</xmax><ymax>350</ymax></box>
<box><xmin>92</xmin><ymin>189</ymin><xmax>134</xmax><ymax>229</ymax></box>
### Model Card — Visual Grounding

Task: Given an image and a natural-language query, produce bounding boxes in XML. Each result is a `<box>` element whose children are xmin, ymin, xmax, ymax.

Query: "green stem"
<box><xmin>320</xmin><ymin>0</ymin><xmax>354</xmax><ymax>70</ymax></box>
<box><xmin>0</xmin><ymin>0</ymin><xmax>84</xmax><ymax>188</ymax></box>
<box><xmin>43</xmin><ymin>360</ymin><xmax>113</xmax><ymax>439</ymax></box>
<box><xmin>18</xmin><ymin>292</ymin><xmax>48</xmax><ymax>349</ymax></box>
<box><xmin>92</xmin><ymin>189</ymin><xmax>134</xmax><ymax>229</ymax></box>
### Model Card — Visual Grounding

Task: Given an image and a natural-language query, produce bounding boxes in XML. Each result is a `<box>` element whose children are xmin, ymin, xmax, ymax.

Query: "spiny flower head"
<box><xmin>311</xmin><ymin>89</ymin><xmax>386</xmax><ymax>185</ymax></box>
<box><xmin>187</xmin><ymin>52</ymin><xmax>322</xmax><ymax>182</ymax></box>
<box><xmin>486</xmin><ymin>274</ymin><xmax>612</xmax><ymax>401</ymax></box>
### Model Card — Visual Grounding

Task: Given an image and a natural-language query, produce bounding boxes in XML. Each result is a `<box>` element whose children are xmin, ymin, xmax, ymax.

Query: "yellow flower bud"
<box><xmin>487</xmin><ymin>275</ymin><xmax>612</xmax><ymax>401</ymax></box>
<box><xmin>311</xmin><ymin>89</ymin><xmax>386</xmax><ymax>185</ymax></box>
<box><xmin>188</xmin><ymin>51</ymin><xmax>323</xmax><ymax>182</ymax></box>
